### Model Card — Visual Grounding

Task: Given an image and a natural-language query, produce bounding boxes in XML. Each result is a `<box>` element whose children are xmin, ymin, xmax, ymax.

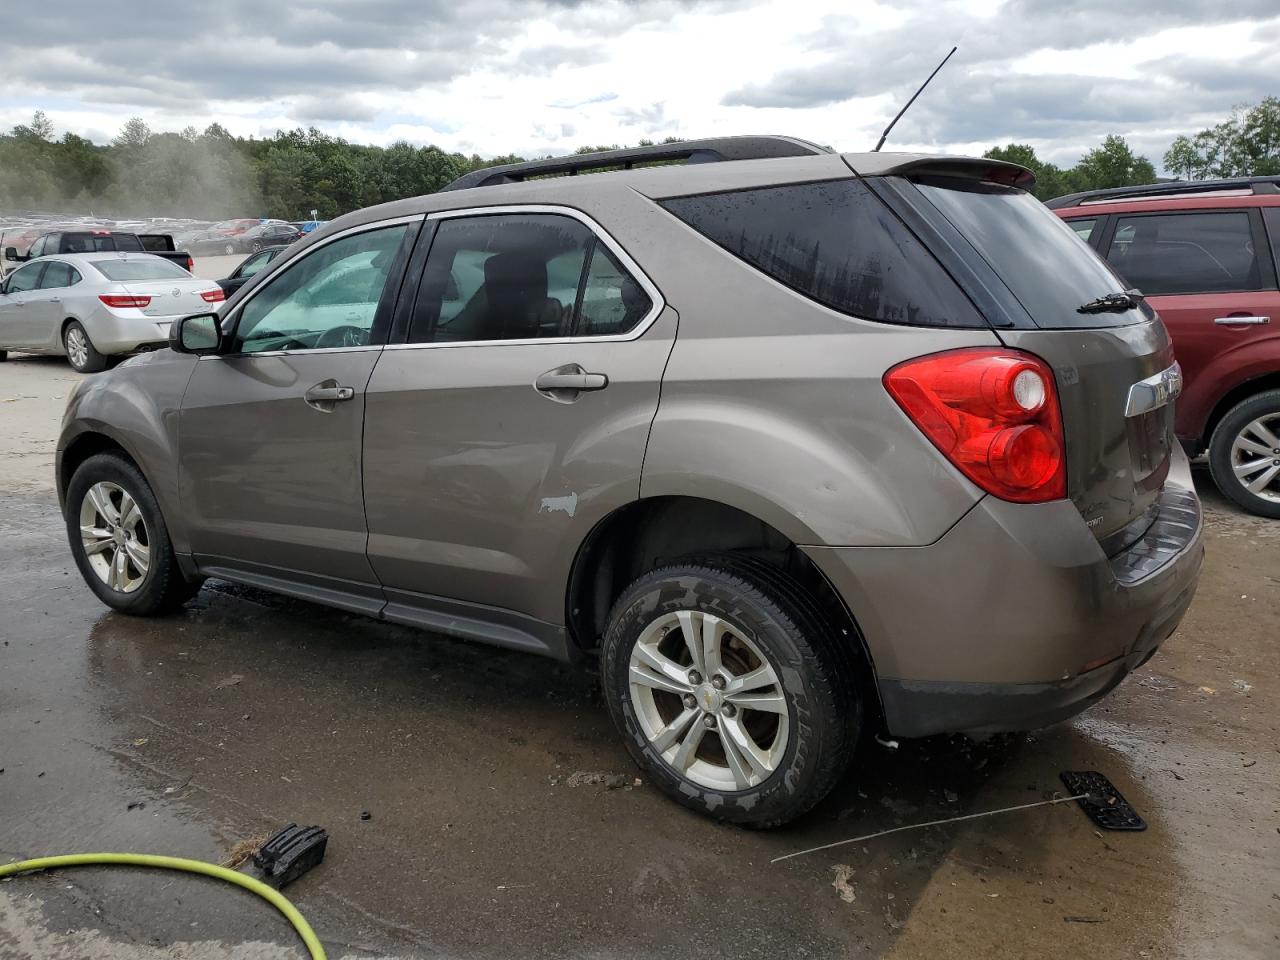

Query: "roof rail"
<box><xmin>440</xmin><ymin>136</ymin><xmax>833</xmax><ymax>192</ymax></box>
<box><xmin>1044</xmin><ymin>175</ymin><xmax>1280</xmax><ymax>209</ymax></box>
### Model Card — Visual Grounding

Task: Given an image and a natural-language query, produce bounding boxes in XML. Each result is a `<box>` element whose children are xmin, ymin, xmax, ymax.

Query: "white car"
<box><xmin>0</xmin><ymin>253</ymin><xmax>225</xmax><ymax>372</ymax></box>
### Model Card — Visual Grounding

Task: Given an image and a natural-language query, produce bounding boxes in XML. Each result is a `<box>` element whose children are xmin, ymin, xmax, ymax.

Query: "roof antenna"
<box><xmin>873</xmin><ymin>46</ymin><xmax>957</xmax><ymax>152</ymax></box>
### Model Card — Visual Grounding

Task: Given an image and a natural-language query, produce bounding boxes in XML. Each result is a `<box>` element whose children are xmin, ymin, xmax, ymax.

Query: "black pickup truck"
<box><xmin>4</xmin><ymin>230</ymin><xmax>194</xmax><ymax>272</ymax></box>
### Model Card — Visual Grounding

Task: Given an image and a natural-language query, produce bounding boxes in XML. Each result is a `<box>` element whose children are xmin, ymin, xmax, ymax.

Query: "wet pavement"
<box><xmin>1</xmin><ymin>355</ymin><xmax>1278</xmax><ymax>958</ymax></box>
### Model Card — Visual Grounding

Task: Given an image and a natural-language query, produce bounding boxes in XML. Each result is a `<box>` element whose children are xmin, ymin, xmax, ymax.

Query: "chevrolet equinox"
<box><xmin>58</xmin><ymin>137</ymin><xmax>1205</xmax><ymax>826</ymax></box>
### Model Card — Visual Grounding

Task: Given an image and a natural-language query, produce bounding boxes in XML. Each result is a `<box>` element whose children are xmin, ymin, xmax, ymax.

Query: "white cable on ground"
<box><xmin>771</xmin><ymin>793</ymin><xmax>1088</xmax><ymax>864</ymax></box>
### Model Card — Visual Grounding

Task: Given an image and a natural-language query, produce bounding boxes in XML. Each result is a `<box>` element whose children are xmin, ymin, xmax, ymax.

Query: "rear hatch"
<box><xmin>893</xmin><ymin>173</ymin><xmax>1177</xmax><ymax>552</ymax></box>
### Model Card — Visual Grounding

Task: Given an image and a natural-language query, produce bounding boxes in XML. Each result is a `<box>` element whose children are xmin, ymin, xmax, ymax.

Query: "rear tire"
<box><xmin>66</xmin><ymin>453</ymin><xmax>199</xmax><ymax>615</ymax></box>
<box><xmin>63</xmin><ymin>321</ymin><xmax>107</xmax><ymax>373</ymax></box>
<box><xmin>1208</xmin><ymin>390</ymin><xmax>1280</xmax><ymax>519</ymax></box>
<box><xmin>601</xmin><ymin>555</ymin><xmax>859</xmax><ymax>827</ymax></box>
<box><xmin>224</xmin><ymin>242</ymin><xmax>236</xmax><ymax>256</ymax></box>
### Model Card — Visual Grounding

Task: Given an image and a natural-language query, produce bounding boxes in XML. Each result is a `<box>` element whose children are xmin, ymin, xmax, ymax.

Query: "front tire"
<box><xmin>602</xmin><ymin>556</ymin><xmax>859</xmax><ymax>827</ymax></box>
<box><xmin>63</xmin><ymin>321</ymin><xmax>107</xmax><ymax>373</ymax></box>
<box><xmin>66</xmin><ymin>453</ymin><xmax>198</xmax><ymax>614</ymax></box>
<box><xmin>224</xmin><ymin>242</ymin><xmax>236</xmax><ymax>256</ymax></box>
<box><xmin>1208</xmin><ymin>390</ymin><xmax>1280</xmax><ymax>519</ymax></box>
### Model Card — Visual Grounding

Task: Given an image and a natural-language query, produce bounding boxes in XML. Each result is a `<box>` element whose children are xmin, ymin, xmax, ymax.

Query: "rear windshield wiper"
<box><xmin>1077</xmin><ymin>290</ymin><xmax>1145</xmax><ymax>314</ymax></box>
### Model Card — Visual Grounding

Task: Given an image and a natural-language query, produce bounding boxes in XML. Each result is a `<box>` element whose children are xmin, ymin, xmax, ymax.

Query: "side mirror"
<box><xmin>4</xmin><ymin>246</ymin><xmax>21</xmax><ymax>262</ymax></box>
<box><xmin>170</xmin><ymin>313</ymin><xmax>222</xmax><ymax>355</ymax></box>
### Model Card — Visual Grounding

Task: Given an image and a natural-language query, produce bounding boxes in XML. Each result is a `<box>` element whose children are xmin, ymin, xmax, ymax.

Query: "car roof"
<box><xmin>1047</xmin><ymin>175</ymin><xmax>1280</xmax><ymax>212</ymax></box>
<box><xmin>316</xmin><ymin>146</ymin><xmax>1032</xmax><ymax>238</ymax></box>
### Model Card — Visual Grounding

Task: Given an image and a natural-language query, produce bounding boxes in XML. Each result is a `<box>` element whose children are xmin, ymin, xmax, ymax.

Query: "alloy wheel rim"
<box><xmin>1229</xmin><ymin>414</ymin><xmax>1280</xmax><ymax>503</ymax></box>
<box><xmin>79</xmin><ymin>481</ymin><xmax>150</xmax><ymax>593</ymax></box>
<box><xmin>628</xmin><ymin>610</ymin><xmax>790</xmax><ymax>791</ymax></box>
<box><xmin>66</xmin><ymin>328</ymin><xmax>88</xmax><ymax>368</ymax></box>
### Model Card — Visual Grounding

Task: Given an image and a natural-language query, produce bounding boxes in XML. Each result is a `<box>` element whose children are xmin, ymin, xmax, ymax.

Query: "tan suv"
<box><xmin>58</xmin><ymin>137</ymin><xmax>1203</xmax><ymax>825</ymax></box>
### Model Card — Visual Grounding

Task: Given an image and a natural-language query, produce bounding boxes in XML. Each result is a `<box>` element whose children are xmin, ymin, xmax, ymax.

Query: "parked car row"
<box><xmin>56</xmin><ymin>138</ymin><xmax>1207</xmax><ymax>829</ymax></box>
<box><xmin>2</xmin><ymin>213</ymin><xmax>327</xmax><ymax>264</ymax></box>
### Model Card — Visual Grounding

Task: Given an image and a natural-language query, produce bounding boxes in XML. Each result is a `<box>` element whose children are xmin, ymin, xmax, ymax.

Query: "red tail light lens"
<box><xmin>185</xmin><ymin>256</ymin><xmax>194</xmax><ymax>272</ymax></box>
<box><xmin>200</xmin><ymin>288</ymin><xmax>225</xmax><ymax>303</ymax></box>
<box><xmin>884</xmin><ymin>348</ymin><xmax>1066</xmax><ymax>503</ymax></box>
<box><xmin>98</xmin><ymin>294</ymin><xmax>151</xmax><ymax>309</ymax></box>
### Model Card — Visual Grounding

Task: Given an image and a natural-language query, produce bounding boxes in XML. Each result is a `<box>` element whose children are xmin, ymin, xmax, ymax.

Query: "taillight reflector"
<box><xmin>99</xmin><ymin>294</ymin><xmax>151</xmax><ymax>309</ymax></box>
<box><xmin>201</xmin><ymin>288</ymin><xmax>225</xmax><ymax>303</ymax></box>
<box><xmin>884</xmin><ymin>348</ymin><xmax>1066</xmax><ymax>503</ymax></box>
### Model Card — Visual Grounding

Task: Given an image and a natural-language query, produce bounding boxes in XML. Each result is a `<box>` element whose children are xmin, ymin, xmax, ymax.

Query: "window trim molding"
<box><xmin>216</xmin><ymin>213</ymin><xmax>425</xmax><ymax>358</ymax></box>
<box><xmin>384</xmin><ymin>203</ymin><xmax>666</xmax><ymax>351</ymax></box>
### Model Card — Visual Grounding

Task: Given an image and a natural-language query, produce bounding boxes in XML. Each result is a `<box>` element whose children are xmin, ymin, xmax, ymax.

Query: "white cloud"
<box><xmin>1</xmin><ymin>0</ymin><xmax>1277</xmax><ymax>169</ymax></box>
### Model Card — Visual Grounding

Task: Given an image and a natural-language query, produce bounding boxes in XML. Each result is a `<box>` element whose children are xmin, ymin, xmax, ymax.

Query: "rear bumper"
<box><xmin>87</xmin><ymin>311</ymin><xmax>179</xmax><ymax>354</ymax></box>
<box><xmin>805</xmin><ymin>448</ymin><xmax>1204</xmax><ymax>737</ymax></box>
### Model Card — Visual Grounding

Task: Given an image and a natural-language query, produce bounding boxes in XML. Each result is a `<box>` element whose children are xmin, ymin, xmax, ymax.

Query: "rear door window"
<box><xmin>38</xmin><ymin>261</ymin><xmax>73</xmax><ymax>289</ymax></box>
<box><xmin>913</xmin><ymin>178</ymin><xmax>1138</xmax><ymax>328</ymax></box>
<box><xmin>409</xmin><ymin>213</ymin><xmax>653</xmax><ymax>343</ymax></box>
<box><xmin>1106</xmin><ymin>211</ymin><xmax>1267</xmax><ymax>296</ymax></box>
<box><xmin>659</xmin><ymin>179</ymin><xmax>982</xmax><ymax>327</ymax></box>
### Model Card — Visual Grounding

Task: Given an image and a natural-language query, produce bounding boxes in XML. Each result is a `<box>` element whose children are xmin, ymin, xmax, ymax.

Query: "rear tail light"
<box><xmin>98</xmin><ymin>294</ymin><xmax>151</xmax><ymax>309</ymax></box>
<box><xmin>884</xmin><ymin>348</ymin><xmax>1066</xmax><ymax>503</ymax></box>
<box><xmin>200</xmin><ymin>288</ymin><xmax>225</xmax><ymax>303</ymax></box>
<box><xmin>185</xmin><ymin>256</ymin><xmax>194</xmax><ymax>272</ymax></box>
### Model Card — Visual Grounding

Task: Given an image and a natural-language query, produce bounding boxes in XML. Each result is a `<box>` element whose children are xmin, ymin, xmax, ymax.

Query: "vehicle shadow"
<box><xmin>80</xmin><ymin>574</ymin><xmax>1179</xmax><ymax>958</ymax></box>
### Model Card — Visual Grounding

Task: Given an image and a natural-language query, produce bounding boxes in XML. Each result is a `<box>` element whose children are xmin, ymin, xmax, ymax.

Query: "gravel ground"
<box><xmin>0</xmin><ymin>351</ymin><xmax>1277</xmax><ymax>960</ymax></box>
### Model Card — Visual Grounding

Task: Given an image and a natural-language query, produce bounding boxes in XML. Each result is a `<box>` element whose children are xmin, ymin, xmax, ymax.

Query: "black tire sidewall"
<box><xmin>65</xmin><ymin>453</ymin><xmax>188</xmax><ymax>614</ymax></box>
<box><xmin>1208</xmin><ymin>390</ymin><xmax>1280</xmax><ymax>519</ymax></box>
<box><xmin>64</xmin><ymin>321</ymin><xmax>106</xmax><ymax>373</ymax></box>
<box><xmin>602</xmin><ymin>560</ymin><xmax>856</xmax><ymax>827</ymax></box>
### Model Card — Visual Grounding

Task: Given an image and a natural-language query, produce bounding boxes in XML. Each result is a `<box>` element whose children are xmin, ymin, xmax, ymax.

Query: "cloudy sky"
<box><xmin>3</xmin><ymin>0</ymin><xmax>1277</xmax><ymax>170</ymax></box>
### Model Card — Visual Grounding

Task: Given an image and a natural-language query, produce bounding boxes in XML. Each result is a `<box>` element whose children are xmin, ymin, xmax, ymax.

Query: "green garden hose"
<box><xmin>0</xmin><ymin>853</ymin><xmax>325</xmax><ymax>960</ymax></box>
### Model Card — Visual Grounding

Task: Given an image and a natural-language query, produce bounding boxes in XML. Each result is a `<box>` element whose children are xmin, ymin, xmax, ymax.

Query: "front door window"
<box><xmin>234</xmin><ymin>224</ymin><xmax>409</xmax><ymax>352</ymax></box>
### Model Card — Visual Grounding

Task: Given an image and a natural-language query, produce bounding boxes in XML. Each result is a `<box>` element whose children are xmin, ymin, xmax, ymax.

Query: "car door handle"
<box><xmin>305</xmin><ymin>384</ymin><xmax>355</xmax><ymax>402</ymax></box>
<box><xmin>536</xmin><ymin>372</ymin><xmax>608</xmax><ymax>391</ymax></box>
<box><xmin>304</xmin><ymin>381</ymin><xmax>355</xmax><ymax>412</ymax></box>
<box><xmin>534</xmin><ymin>365</ymin><xmax>609</xmax><ymax>398</ymax></box>
<box><xmin>1213</xmin><ymin>315</ymin><xmax>1269</xmax><ymax>325</ymax></box>
<box><xmin>48</xmin><ymin>296</ymin><xmax>60</xmax><ymax>303</ymax></box>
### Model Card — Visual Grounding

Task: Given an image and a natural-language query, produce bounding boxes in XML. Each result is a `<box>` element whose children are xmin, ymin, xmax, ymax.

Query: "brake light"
<box><xmin>185</xmin><ymin>256</ymin><xmax>194</xmax><ymax>272</ymax></box>
<box><xmin>884</xmin><ymin>348</ymin><xmax>1066</xmax><ymax>503</ymax></box>
<box><xmin>98</xmin><ymin>294</ymin><xmax>151</xmax><ymax>309</ymax></box>
<box><xmin>200</xmin><ymin>288</ymin><xmax>225</xmax><ymax>303</ymax></box>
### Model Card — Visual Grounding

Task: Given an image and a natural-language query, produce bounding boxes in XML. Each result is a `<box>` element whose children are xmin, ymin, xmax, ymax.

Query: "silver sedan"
<box><xmin>0</xmin><ymin>253</ymin><xmax>225</xmax><ymax>372</ymax></box>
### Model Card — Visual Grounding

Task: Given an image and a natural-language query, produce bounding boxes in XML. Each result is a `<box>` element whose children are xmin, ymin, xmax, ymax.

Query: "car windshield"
<box><xmin>92</xmin><ymin>257</ymin><xmax>190</xmax><ymax>281</ymax></box>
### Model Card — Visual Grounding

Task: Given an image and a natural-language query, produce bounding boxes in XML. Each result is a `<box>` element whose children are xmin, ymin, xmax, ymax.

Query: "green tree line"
<box><xmin>2</xmin><ymin>97</ymin><xmax>1277</xmax><ymax>219</ymax></box>
<box><xmin>985</xmin><ymin>96</ymin><xmax>1279</xmax><ymax>201</ymax></box>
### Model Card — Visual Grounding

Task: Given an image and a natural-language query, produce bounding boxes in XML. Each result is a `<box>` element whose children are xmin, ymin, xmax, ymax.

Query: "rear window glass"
<box><xmin>915</xmin><ymin>178</ymin><xmax>1140</xmax><ymax>328</ymax></box>
<box><xmin>92</xmin><ymin>257</ymin><xmax>190</xmax><ymax>281</ymax></box>
<box><xmin>1107</xmin><ymin>212</ymin><xmax>1263</xmax><ymax>295</ymax></box>
<box><xmin>659</xmin><ymin>179</ymin><xmax>983</xmax><ymax>328</ymax></box>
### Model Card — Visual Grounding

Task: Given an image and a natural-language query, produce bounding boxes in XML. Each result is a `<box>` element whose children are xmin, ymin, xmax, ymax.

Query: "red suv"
<box><xmin>1050</xmin><ymin>178</ymin><xmax>1280</xmax><ymax>517</ymax></box>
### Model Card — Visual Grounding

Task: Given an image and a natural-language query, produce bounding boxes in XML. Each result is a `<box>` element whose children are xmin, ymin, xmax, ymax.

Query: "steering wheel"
<box><xmin>313</xmin><ymin>325</ymin><xmax>368</xmax><ymax>349</ymax></box>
